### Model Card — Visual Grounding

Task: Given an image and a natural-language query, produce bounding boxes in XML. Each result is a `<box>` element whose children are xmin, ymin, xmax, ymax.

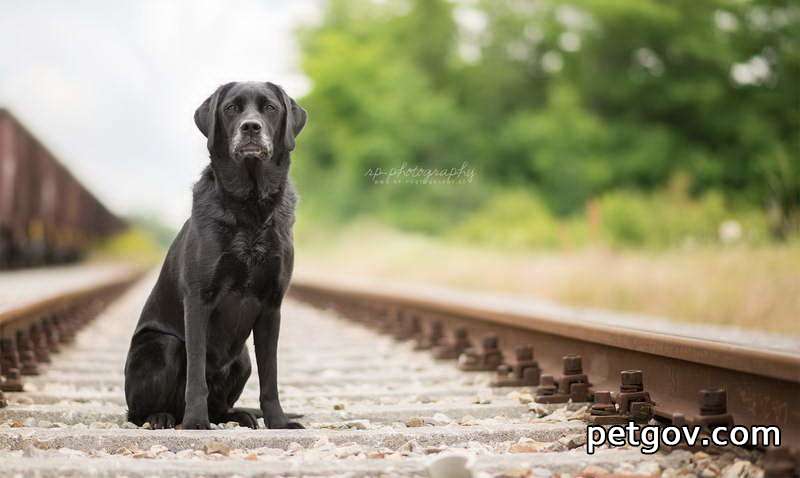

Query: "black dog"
<box><xmin>124</xmin><ymin>82</ymin><xmax>306</xmax><ymax>430</ymax></box>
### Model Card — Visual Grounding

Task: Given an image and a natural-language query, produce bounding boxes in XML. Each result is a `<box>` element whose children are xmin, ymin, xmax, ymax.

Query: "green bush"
<box><xmin>496</xmin><ymin>85</ymin><xmax>685</xmax><ymax>216</ymax></box>
<box><xmin>453</xmin><ymin>190</ymin><xmax>576</xmax><ymax>249</ymax></box>
<box><xmin>596</xmin><ymin>187</ymin><xmax>768</xmax><ymax>248</ymax></box>
<box><xmin>91</xmin><ymin>227</ymin><xmax>164</xmax><ymax>265</ymax></box>
<box><xmin>451</xmin><ymin>185</ymin><xmax>771</xmax><ymax>251</ymax></box>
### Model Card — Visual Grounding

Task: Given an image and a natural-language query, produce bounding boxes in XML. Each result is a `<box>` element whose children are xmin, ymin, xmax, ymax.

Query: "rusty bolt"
<box><xmin>415</xmin><ymin>320</ymin><xmax>444</xmax><ymax>350</ymax></box>
<box><xmin>43</xmin><ymin>318</ymin><xmax>60</xmax><ymax>353</ymax></box>
<box><xmin>629</xmin><ymin>401</ymin><xmax>654</xmax><ymax>423</ymax></box>
<box><xmin>595</xmin><ymin>390</ymin><xmax>612</xmax><ymax>403</ymax></box>
<box><xmin>429</xmin><ymin>321</ymin><xmax>443</xmax><ymax>339</ymax></box>
<box><xmin>620</xmin><ymin>370</ymin><xmax>644</xmax><ymax>393</ymax></box>
<box><xmin>699</xmin><ymin>388</ymin><xmax>727</xmax><ymax>416</ymax></box>
<box><xmin>393</xmin><ymin>312</ymin><xmax>420</xmax><ymax>340</ymax></box>
<box><xmin>452</xmin><ymin>328</ymin><xmax>471</xmax><ymax>350</ymax></box>
<box><xmin>1</xmin><ymin>368</ymin><xmax>23</xmax><ymax>392</ymax></box>
<box><xmin>30</xmin><ymin>324</ymin><xmax>51</xmax><ymax>364</ymax></box>
<box><xmin>495</xmin><ymin>364</ymin><xmax>513</xmax><ymax>381</ymax></box>
<box><xmin>522</xmin><ymin>367</ymin><xmax>541</xmax><ymax>385</ymax></box>
<box><xmin>591</xmin><ymin>391</ymin><xmax>616</xmax><ymax>416</ymax></box>
<box><xmin>562</xmin><ymin>355</ymin><xmax>583</xmax><ymax>375</ymax></box>
<box><xmin>408</xmin><ymin>315</ymin><xmax>421</xmax><ymax>334</ymax></box>
<box><xmin>56</xmin><ymin>316</ymin><xmax>75</xmax><ymax>343</ymax></box>
<box><xmin>0</xmin><ymin>338</ymin><xmax>24</xmax><ymax>392</ymax></box>
<box><xmin>0</xmin><ymin>338</ymin><xmax>20</xmax><ymax>369</ymax></box>
<box><xmin>42</xmin><ymin>317</ymin><xmax>59</xmax><ymax>353</ymax></box>
<box><xmin>482</xmin><ymin>335</ymin><xmax>498</xmax><ymax>351</ymax></box>
<box><xmin>0</xmin><ymin>362</ymin><xmax>3</xmax><ymax>390</ymax></box>
<box><xmin>515</xmin><ymin>345</ymin><xmax>533</xmax><ymax>362</ymax></box>
<box><xmin>537</xmin><ymin>374</ymin><xmax>557</xmax><ymax>396</ymax></box>
<box><xmin>433</xmin><ymin>327</ymin><xmax>471</xmax><ymax>360</ymax></box>
<box><xmin>17</xmin><ymin>330</ymin><xmax>40</xmax><ymax>376</ymax></box>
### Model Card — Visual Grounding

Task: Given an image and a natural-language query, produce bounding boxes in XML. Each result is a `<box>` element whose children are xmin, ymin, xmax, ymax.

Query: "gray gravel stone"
<box><xmin>0</xmin><ymin>269</ymin><xmax>767</xmax><ymax>477</ymax></box>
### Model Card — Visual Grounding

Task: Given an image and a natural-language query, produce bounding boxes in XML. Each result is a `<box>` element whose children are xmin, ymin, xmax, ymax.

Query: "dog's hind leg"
<box><xmin>225</xmin><ymin>346</ymin><xmax>252</xmax><ymax>407</ymax></box>
<box><xmin>124</xmin><ymin>331</ymin><xmax>186</xmax><ymax>428</ymax></box>
<box><xmin>209</xmin><ymin>346</ymin><xmax>261</xmax><ymax>428</ymax></box>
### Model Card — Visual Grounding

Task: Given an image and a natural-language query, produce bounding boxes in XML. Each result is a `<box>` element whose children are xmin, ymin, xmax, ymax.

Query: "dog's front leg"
<box><xmin>254</xmin><ymin>307</ymin><xmax>303</xmax><ymax>429</ymax></box>
<box><xmin>181</xmin><ymin>294</ymin><xmax>211</xmax><ymax>429</ymax></box>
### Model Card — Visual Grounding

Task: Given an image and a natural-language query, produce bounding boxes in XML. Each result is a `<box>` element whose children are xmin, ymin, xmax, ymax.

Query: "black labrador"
<box><xmin>124</xmin><ymin>81</ymin><xmax>306</xmax><ymax>430</ymax></box>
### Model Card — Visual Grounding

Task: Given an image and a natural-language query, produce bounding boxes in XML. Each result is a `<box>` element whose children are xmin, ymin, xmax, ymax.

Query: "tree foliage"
<box><xmin>293</xmin><ymin>0</ymin><xmax>800</xmax><ymax>242</ymax></box>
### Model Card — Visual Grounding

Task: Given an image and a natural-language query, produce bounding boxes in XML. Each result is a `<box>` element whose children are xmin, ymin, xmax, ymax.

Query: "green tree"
<box><xmin>293</xmin><ymin>0</ymin><xmax>800</xmax><ymax>242</ymax></box>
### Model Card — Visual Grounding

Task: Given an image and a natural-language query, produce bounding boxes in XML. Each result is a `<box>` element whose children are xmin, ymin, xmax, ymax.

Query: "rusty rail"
<box><xmin>0</xmin><ymin>267</ymin><xmax>143</xmax><ymax>403</ymax></box>
<box><xmin>289</xmin><ymin>276</ymin><xmax>800</xmax><ymax>446</ymax></box>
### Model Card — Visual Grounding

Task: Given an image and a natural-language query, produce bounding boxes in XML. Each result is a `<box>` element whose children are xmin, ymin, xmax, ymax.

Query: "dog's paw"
<box><xmin>262</xmin><ymin>402</ymin><xmax>304</xmax><ymax>429</ymax></box>
<box><xmin>267</xmin><ymin>420</ymin><xmax>304</xmax><ymax>429</ymax></box>
<box><xmin>145</xmin><ymin>413</ymin><xmax>176</xmax><ymax>430</ymax></box>
<box><xmin>265</xmin><ymin>415</ymin><xmax>304</xmax><ymax>429</ymax></box>
<box><xmin>178</xmin><ymin>416</ymin><xmax>211</xmax><ymax>430</ymax></box>
<box><xmin>221</xmin><ymin>408</ymin><xmax>260</xmax><ymax>429</ymax></box>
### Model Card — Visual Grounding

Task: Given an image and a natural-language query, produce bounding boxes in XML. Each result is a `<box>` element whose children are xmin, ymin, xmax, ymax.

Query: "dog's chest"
<box><xmin>230</xmin><ymin>226</ymin><xmax>274</xmax><ymax>266</ymax></box>
<box><xmin>213</xmin><ymin>225</ymin><xmax>284</xmax><ymax>301</ymax></box>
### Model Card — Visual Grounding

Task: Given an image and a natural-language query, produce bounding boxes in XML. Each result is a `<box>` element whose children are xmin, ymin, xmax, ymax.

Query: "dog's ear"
<box><xmin>267</xmin><ymin>82</ymin><xmax>307</xmax><ymax>152</ymax></box>
<box><xmin>194</xmin><ymin>82</ymin><xmax>235</xmax><ymax>154</ymax></box>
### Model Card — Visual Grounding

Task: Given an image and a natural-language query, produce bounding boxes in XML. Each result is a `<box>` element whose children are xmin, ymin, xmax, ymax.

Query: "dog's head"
<box><xmin>194</xmin><ymin>81</ymin><xmax>307</xmax><ymax>199</ymax></box>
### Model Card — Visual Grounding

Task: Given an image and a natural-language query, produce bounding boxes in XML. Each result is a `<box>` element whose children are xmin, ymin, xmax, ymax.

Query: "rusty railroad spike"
<box><xmin>415</xmin><ymin>320</ymin><xmax>444</xmax><ymax>350</ymax></box>
<box><xmin>432</xmin><ymin>326</ymin><xmax>471</xmax><ymax>360</ymax></box>
<box><xmin>535</xmin><ymin>374</ymin><xmax>567</xmax><ymax>403</ymax></box>
<box><xmin>44</xmin><ymin>317</ymin><xmax>61</xmax><ymax>353</ymax></box>
<box><xmin>0</xmin><ymin>360</ymin><xmax>6</xmax><ymax>407</ymax></box>
<box><xmin>615</xmin><ymin>369</ymin><xmax>655</xmax><ymax>423</ymax></box>
<box><xmin>457</xmin><ymin>334</ymin><xmax>504</xmax><ymax>371</ymax></box>
<box><xmin>17</xmin><ymin>330</ymin><xmax>40</xmax><ymax>376</ymax></box>
<box><xmin>492</xmin><ymin>344</ymin><xmax>541</xmax><ymax>387</ymax></box>
<box><xmin>30</xmin><ymin>323</ymin><xmax>52</xmax><ymax>364</ymax></box>
<box><xmin>691</xmin><ymin>388</ymin><xmax>734</xmax><ymax>431</ymax></box>
<box><xmin>0</xmin><ymin>338</ymin><xmax>25</xmax><ymax>392</ymax></box>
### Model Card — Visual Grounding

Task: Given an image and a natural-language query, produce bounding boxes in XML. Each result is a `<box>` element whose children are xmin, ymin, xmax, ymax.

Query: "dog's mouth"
<box><xmin>234</xmin><ymin>140</ymin><xmax>273</xmax><ymax>160</ymax></box>
<box><xmin>237</xmin><ymin>144</ymin><xmax>266</xmax><ymax>156</ymax></box>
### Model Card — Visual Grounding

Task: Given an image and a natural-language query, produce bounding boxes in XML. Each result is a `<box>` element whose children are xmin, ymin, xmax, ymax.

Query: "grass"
<box><xmin>89</xmin><ymin>227</ymin><xmax>165</xmax><ymax>267</ymax></box>
<box><xmin>295</xmin><ymin>222</ymin><xmax>800</xmax><ymax>335</ymax></box>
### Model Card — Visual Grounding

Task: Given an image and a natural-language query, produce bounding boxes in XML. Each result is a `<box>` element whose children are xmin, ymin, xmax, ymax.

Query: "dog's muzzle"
<box><xmin>232</xmin><ymin>137</ymin><xmax>273</xmax><ymax>161</ymax></box>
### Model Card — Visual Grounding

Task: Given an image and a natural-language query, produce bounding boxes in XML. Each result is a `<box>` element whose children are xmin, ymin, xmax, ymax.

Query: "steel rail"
<box><xmin>0</xmin><ymin>267</ymin><xmax>144</xmax><ymax>403</ymax></box>
<box><xmin>0</xmin><ymin>272</ymin><xmax>141</xmax><ymax>328</ymax></box>
<box><xmin>289</xmin><ymin>276</ymin><xmax>800</xmax><ymax>446</ymax></box>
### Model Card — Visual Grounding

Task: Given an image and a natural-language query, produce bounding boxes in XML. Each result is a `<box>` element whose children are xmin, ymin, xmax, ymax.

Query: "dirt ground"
<box><xmin>296</xmin><ymin>224</ymin><xmax>800</xmax><ymax>336</ymax></box>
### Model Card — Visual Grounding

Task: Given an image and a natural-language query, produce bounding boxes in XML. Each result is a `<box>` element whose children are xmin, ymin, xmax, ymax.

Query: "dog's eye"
<box><xmin>265</xmin><ymin>104</ymin><xmax>277</xmax><ymax>112</ymax></box>
<box><xmin>224</xmin><ymin>104</ymin><xmax>240</xmax><ymax>114</ymax></box>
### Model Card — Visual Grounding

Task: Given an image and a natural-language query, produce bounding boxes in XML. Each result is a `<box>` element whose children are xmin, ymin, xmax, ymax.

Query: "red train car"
<box><xmin>0</xmin><ymin>109</ymin><xmax>125</xmax><ymax>269</ymax></box>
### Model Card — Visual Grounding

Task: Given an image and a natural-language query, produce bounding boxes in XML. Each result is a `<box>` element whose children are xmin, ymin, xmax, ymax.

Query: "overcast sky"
<box><xmin>0</xmin><ymin>0</ymin><xmax>323</xmax><ymax>227</ymax></box>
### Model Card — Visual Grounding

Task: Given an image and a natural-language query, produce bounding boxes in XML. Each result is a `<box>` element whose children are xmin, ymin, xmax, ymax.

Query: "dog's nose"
<box><xmin>240</xmin><ymin>121</ymin><xmax>262</xmax><ymax>134</ymax></box>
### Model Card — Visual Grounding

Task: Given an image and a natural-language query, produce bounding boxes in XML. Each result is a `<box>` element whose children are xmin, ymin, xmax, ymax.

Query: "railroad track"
<box><xmin>0</xmin><ymin>268</ymin><xmax>796</xmax><ymax>477</ymax></box>
<box><xmin>0</xmin><ymin>264</ymin><xmax>143</xmax><ymax>402</ymax></box>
